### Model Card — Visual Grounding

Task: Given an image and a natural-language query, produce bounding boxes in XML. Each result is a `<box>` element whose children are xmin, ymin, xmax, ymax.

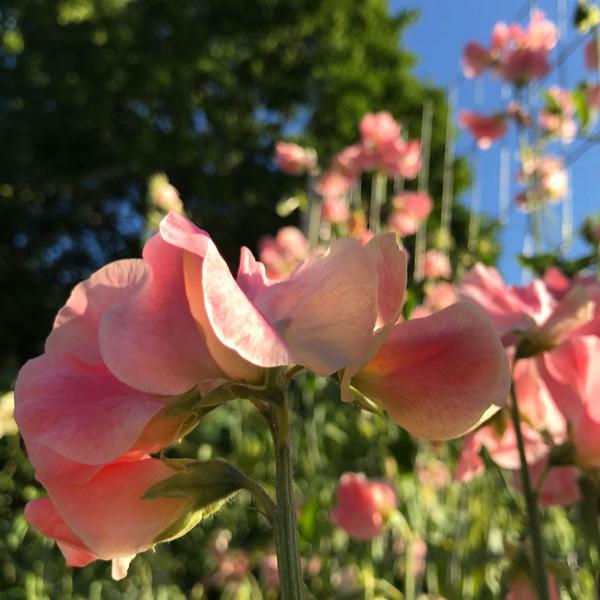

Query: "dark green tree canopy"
<box><xmin>0</xmin><ymin>0</ymin><xmax>473</xmax><ymax>382</ymax></box>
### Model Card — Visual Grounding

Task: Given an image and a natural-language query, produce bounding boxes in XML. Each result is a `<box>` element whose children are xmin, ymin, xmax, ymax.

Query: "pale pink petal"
<box><xmin>364</xmin><ymin>233</ymin><xmax>407</xmax><ymax>329</ymax></box>
<box><xmin>352</xmin><ymin>303</ymin><xmax>510</xmax><ymax>440</ymax></box>
<box><xmin>25</xmin><ymin>498</ymin><xmax>98</xmax><ymax>568</ymax></box>
<box><xmin>15</xmin><ymin>355</ymin><xmax>170</xmax><ymax>473</ymax></box>
<box><xmin>46</xmin><ymin>259</ymin><xmax>147</xmax><ymax>368</ymax></box>
<box><xmin>253</xmin><ymin>238</ymin><xmax>378</xmax><ymax>375</ymax></box>
<box><xmin>100</xmin><ymin>231</ymin><xmax>223</xmax><ymax>395</ymax></box>
<box><xmin>454</xmin><ymin>433</ymin><xmax>484</xmax><ymax>482</ymax></box>
<box><xmin>236</xmin><ymin>246</ymin><xmax>274</xmax><ymax>301</ymax></box>
<box><xmin>160</xmin><ymin>212</ymin><xmax>289</xmax><ymax>381</ymax></box>
<box><xmin>46</xmin><ymin>458</ymin><xmax>191</xmax><ymax>560</ymax></box>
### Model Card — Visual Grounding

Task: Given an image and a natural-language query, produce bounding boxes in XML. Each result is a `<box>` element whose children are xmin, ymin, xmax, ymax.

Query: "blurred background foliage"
<box><xmin>0</xmin><ymin>0</ymin><xmax>508</xmax><ymax>598</ymax></box>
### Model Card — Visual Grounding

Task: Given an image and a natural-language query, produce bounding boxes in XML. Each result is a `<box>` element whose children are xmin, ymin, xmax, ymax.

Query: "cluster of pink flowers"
<box><xmin>462</xmin><ymin>10</ymin><xmax>558</xmax><ymax>86</ymax></box>
<box><xmin>317</xmin><ymin>112</ymin><xmax>421</xmax><ymax>201</ymax></box>
<box><xmin>516</xmin><ymin>154</ymin><xmax>568</xmax><ymax>210</ymax></box>
<box><xmin>274</xmin><ymin>141</ymin><xmax>318</xmax><ymax>176</ymax></box>
<box><xmin>459</xmin><ymin>111</ymin><xmax>508</xmax><ymax>149</ymax></box>
<box><xmin>455</xmin><ymin>264</ymin><xmax>600</xmax><ymax>508</ymax></box>
<box><xmin>17</xmin><ymin>212</ymin><xmax>509</xmax><ymax>576</ymax></box>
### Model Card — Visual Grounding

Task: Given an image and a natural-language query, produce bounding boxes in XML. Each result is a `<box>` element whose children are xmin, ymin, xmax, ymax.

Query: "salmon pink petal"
<box><xmin>364</xmin><ymin>233</ymin><xmax>407</xmax><ymax>329</ymax></box>
<box><xmin>45</xmin><ymin>259</ymin><xmax>147</xmax><ymax>368</ymax></box>
<box><xmin>253</xmin><ymin>238</ymin><xmax>378</xmax><ymax>376</ymax></box>
<box><xmin>236</xmin><ymin>246</ymin><xmax>273</xmax><ymax>301</ymax></box>
<box><xmin>352</xmin><ymin>303</ymin><xmax>510</xmax><ymax>440</ymax></box>
<box><xmin>454</xmin><ymin>434</ymin><xmax>484</xmax><ymax>482</ymax></box>
<box><xmin>160</xmin><ymin>212</ymin><xmax>289</xmax><ymax>381</ymax></box>
<box><xmin>46</xmin><ymin>458</ymin><xmax>191</xmax><ymax>560</ymax></box>
<box><xmin>15</xmin><ymin>355</ymin><xmax>168</xmax><ymax>472</ymax></box>
<box><xmin>25</xmin><ymin>498</ymin><xmax>98</xmax><ymax>567</ymax></box>
<box><xmin>100</xmin><ymin>232</ymin><xmax>222</xmax><ymax>395</ymax></box>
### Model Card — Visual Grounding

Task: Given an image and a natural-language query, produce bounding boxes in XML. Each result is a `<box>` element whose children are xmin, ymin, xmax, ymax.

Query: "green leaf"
<box><xmin>573</xmin><ymin>86</ymin><xmax>593</xmax><ymax>132</ymax></box>
<box><xmin>143</xmin><ymin>459</ymin><xmax>248</xmax><ymax>544</ymax></box>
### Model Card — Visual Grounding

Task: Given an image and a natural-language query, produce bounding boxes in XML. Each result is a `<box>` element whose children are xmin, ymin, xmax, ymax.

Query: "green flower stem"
<box><xmin>509</xmin><ymin>383</ymin><xmax>550</xmax><ymax>600</ymax></box>
<box><xmin>370</xmin><ymin>171</ymin><xmax>387</xmax><ymax>234</ymax></box>
<box><xmin>271</xmin><ymin>398</ymin><xmax>305</xmax><ymax>599</ymax></box>
<box><xmin>579</xmin><ymin>475</ymin><xmax>600</xmax><ymax>576</ymax></box>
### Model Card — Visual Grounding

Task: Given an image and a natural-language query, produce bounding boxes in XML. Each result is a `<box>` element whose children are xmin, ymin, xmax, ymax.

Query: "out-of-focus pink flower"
<box><xmin>462</xmin><ymin>42</ymin><xmax>491</xmax><ymax>78</ymax></box>
<box><xmin>454</xmin><ymin>433</ymin><xmax>485</xmax><ymax>482</ymax></box>
<box><xmin>205</xmin><ymin>550</ymin><xmax>250</xmax><ymax>589</ymax></box>
<box><xmin>334</xmin><ymin>144</ymin><xmax>366</xmax><ymax>178</ymax></box>
<box><xmin>513</xmin><ymin>458</ymin><xmax>581</xmax><ymax>506</ymax></box>
<box><xmin>524</xmin><ymin>9</ymin><xmax>558</xmax><ymax>52</ymax></box>
<box><xmin>259</xmin><ymin>226</ymin><xmax>309</xmax><ymax>280</ymax></box>
<box><xmin>499</xmin><ymin>47</ymin><xmax>551</xmax><ymax>85</ymax></box>
<box><xmin>359</xmin><ymin>112</ymin><xmax>401</xmax><ymax>151</ymax></box>
<box><xmin>331</xmin><ymin>472</ymin><xmax>397</xmax><ymax>540</ymax></box>
<box><xmin>321</xmin><ymin>197</ymin><xmax>350</xmax><ymax>224</ymax></box>
<box><xmin>274</xmin><ymin>141</ymin><xmax>317</xmax><ymax>176</ymax></box>
<box><xmin>380</xmin><ymin>138</ymin><xmax>421</xmax><ymax>179</ymax></box>
<box><xmin>388</xmin><ymin>192</ymin><xmax>432</xmax><ymax>236</ymax></box>
<box><xmin>459</xmin><ymin>111</ymin><xmax>508</xmax><ymax>149</ymax></box>
<box><xmin>540</xmin><ymin>335</ymin><xmax>600</xmax><ymax>467</ymax></box>
<box><xmin>491</xmin><ymin>23</ymin><xmax>511</xmax><ymax>55</ymax></box>
<box><xmin>585</xmin><ymin>39</ymin><xmax>599</xmax><ymax>71</ymax></box>
<box><xmin>424</xmin><ymin>282</ymin><xmax>458</xmax><ymax>311</ymax></box>
<box><xmin>259</xmin><ymin>554</ymin><xmax>280</xmax><ymax>591</ymax></box>
<box><xmin>316</xmin><ymin>169</ymin><xmax>353</xmax><ymax>198</ymax></box>
<box><xmin>506</xmin><ymin>573</ymin><xmax>560</xmax><ymax>600</ymax></box>
<box><xmin>423</xmin><ymin>250</ymin><xmax>452</xmax><ymax>280</ymax></box>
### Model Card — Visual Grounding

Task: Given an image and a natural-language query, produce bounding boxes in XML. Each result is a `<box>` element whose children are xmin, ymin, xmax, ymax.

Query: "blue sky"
<box><xmin>391</xmin><ymin>0</ymin><xmax>599</xmax><ymax>282</ymax></box>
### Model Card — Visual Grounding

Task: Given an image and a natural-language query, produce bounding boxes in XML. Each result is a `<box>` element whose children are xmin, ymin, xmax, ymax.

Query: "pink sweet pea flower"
<box><xmin>424</xmin><ymin>282</ymin><xmax>458</xmax><ymax>311</ymax></box>
<box><xmin>524</xmin><ymin>9</ymin><xmax>558</xmax><ymax>53</ymax></box>
<box><xmin>331</xmin><ymin>472</ymin><xmax>397</xmax><ymax>540</ymax></box>
<box><xmin>587</xmin><ymin>83</ymin><xmax>600</xmax><ymax>109</ymax></box>
<box><xmin>274</xmin><ymin>142</ymin><xmax>317</xmax><ymax>176</ymax></box>
<box><xmin>499</xmin><ymin>47</ymin><xmax>551</xmax><ymax>85</ymax></box>
<box><xmin>540</xmin><ymin>335</ymin><xmax>600</xmax><ymax>467</ymax></box>
<box><xmin>387</xmin><ymin>192</ymin><xmax>432</xmax><ymax>236</ymax></box>
<box><xmin>462</xmin><ymin>42</ymin><xmax>491</xmax><ymax>78</ymax></box>
<box><xmin>380</xmin><ymin>138</ymin><xmax>421</xmax><ymax>179</ymax></box>
<box><xmin>321</xmin><ymin>197</ymin><xmax>350</xmax><ymax>224</ymax></box>
<box><xmin>334</xmin><ymin>144</ymin><xmax>367</xmax><ymax>178</ymax></box>
<box><xmin>315</xmin><ymin>169</ymin><xmax>353</xmax><ymax>198</ymax></box>
<box><xmin>359</xmin><ymin>112</ymin><xmax>401</xmax><ymax>152</ymax></box>
<box><xmin>491</xmin><ymin>22</ymin><xmax>511</xmax><ymax>55</ymax></box>
<box><xmin>258</xmin><ymin>226</ymin><xmax>309</xmax><ymax>280</ymax></box>
<box><xmin>539</xmin><ymin>86</ymin><xmax>577</xmax><ymax>143</ymax></box>
<box><xmin>24</xmin><ymin>458</ymin><xmax>198</xmax><ymax>579</ymax></box>
<box><xmin>423</xmin><ymin>250</ymin><xmax>452</xmax><ymax>280</ymax></box>
<box><xmin>459</xmin><ymin>111</ymin><xmax>508</xmax><ymax>149</ymax></box>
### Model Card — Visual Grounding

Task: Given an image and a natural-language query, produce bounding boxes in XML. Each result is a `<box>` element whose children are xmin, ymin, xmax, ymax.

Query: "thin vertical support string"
<box><xmin>468</xmin><ymin>78</ymin><xmax>484</xmax><ymax>253</ymax></box>
<box><xmin>557</xmin><ymin>0</ymin><xmax>573</xmax><ymax>251</ymax></box>
<box><xmin>394</xmin><ymin>124</ymin><xmax>408</xmax><ymax>194</ymax></box>
<box><xmin>440</xmin><ymin>86</ymin><xmax>457</xmax><ymax>249</ymax></box>
<box><xmin>306</xmin><ymin>175</ymin><xmax>321</xmax><ymax>251</ymax></box>
<box><xmin>498</xmin><ymin>83</ymin><xmax>512</xmax><ymax>226</ymax></box>
<box><xmin>414</xmin><ymin>100</ymin><xmax>434</xmax><ymax>281</ymax></box>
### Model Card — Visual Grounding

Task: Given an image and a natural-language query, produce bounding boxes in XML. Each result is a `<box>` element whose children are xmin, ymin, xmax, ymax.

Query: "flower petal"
<box><xmin>25</xmin><ymin>498</ymin><xmax>98</xmax><ymax>568</ymax></box>
<box><xmin>15</xmin><ymin>355</ymin><xmax>172</xmax><ymax>473</ymax></box>
<box><xmin>352</xmin><ymin>303</ymin><xmax>510</xmax><ymax>440</ymax></box>
<box><xmin>253</xmin><ymin>238</ymin><xmax>379</xmax><ymax>375</ymax></box>
<box><xmin>100</xmin><ymin>231</ymin><xmax>223</xmax><ymax>395</ymax></box>
<box><xmin>160</xmin><ymin>212</ymin><xmax>289</xmax><ymax>381</ymax></box>
<box><xmin>46</xmin><ymin>458</ymin><xmax>191</xmax><ymax>560</ymax></box>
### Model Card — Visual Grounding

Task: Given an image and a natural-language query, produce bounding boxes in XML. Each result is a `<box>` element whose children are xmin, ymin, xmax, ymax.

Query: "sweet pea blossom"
<box><xmin>459</xmin><ymin>111</ymin><xmax>508</xmax><ymax>149</ymax></box>
<box><xmin>321</xmin><ymin>197</ymin><xmax>350</xmax><ymax>224</ymax></box>
<box><xmin>274</xmin><ymin>142</ymin><xmax>317</xmax><ymax>176</ymax></box>
<box><xmin>387</xmin><ymin>192</ymin><xmax>432</xmax><ymax>236</ymax></box>
<box><xmin>258</xmin><ymin>226</ymin><xmax>309</xmax><ymax>280</ymax></box>
<box><xmin>539</xmin><ymin>87</ymin><xmax>577</xmax><ymax>143</ymax></box>
<box><xmin>315</xmin><ymin>169</ymin><xmax>353</xmax><ymax>199</ymax></box>
<box><xmin>331</xmin><ymin>472</ymin><xmax>397</xmax><ymax>540</ymax></box>
<box><xmin>515</xmin><ymin>154</ymin><xmax>568</xmax><ymax>210</ymax></box>
<box><xmin>359</xmin><ymin>112</ymin><xmax>401</xmax><ymax>151</ymax></box>
<box><xmin>423</xmin><ymin>250</ymin><xmax>452</xmax><ymax>280</ymax></box>
<box><xmin>462</xmin><ymin>42</ymin><xmax>491</xmax><ymax>78</ymax></box>
<box><xmin>585</xmin><ymin>38</ymin><xmax>599</xmax><ymax>71</ymax></box>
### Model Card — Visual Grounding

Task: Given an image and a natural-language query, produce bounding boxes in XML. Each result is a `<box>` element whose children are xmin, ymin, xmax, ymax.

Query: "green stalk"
<box><xmin>579</xmin><ymin>475</ymin><xmax>600</xmax><ymax>578</ymax></box>
<box><xmin>271</xmin><ymin>399</ymin><xmax>304</xmax><ymax>599</ymax></box>
<box><xmin>509</xmin><ymin>384</ymin><xmax>550</xmax><ymax>600</ymax></box>
<box><xmin>369</xmin><ymin>171</ymin><xmax>387</xmax><ymax>234</ymax></box>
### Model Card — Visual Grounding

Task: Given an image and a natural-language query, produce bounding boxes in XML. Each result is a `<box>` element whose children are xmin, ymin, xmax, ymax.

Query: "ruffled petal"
<box><xmin>352</xmin><ymin>303</ymin><xmax>510</xmax><ymax>440</ymax></box>
<box><xmin>253</xmin><ymin>238</ymin><xmax>379</xmax><ymax>375</ymax></box>
<box><xmin>100</xmin><ymin>231</ymin><xmax>223</xmax><ymax>395</ymax></box>
<box><xmin>25</xmin><ymin>498</ymin><xmax>98</xmax><ymax>568</ymax></box>
<box><xmin>15</xmin><ymin>355</ymin><xmax>171</xmax><ymax>472</ymax></box>
<box><xmin>160</xmin><ymin>212</ymin><xmax>288</xmax><ymax>381</ymax></box>
<box><xmin>46</xmin><ymin>458</ymin><xmax>191</xmax><ymax>560</ymax></box>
